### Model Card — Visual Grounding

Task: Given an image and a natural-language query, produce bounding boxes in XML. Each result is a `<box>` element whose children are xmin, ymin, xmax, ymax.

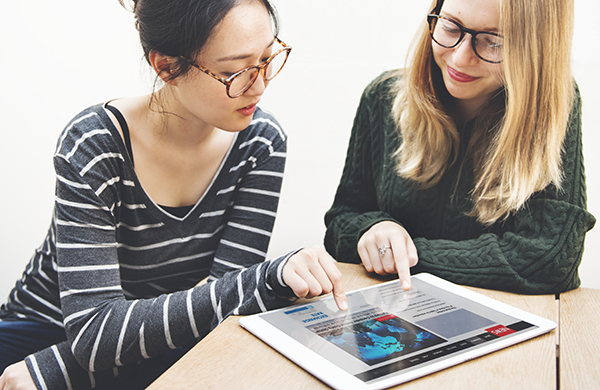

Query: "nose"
<box><xmin>244</xmin><ymin>71</ymin><xmax>268</xmax><ymax>96</ymax></box>
<box><xmin>452</xmin><ymin>34</ymin><xmax>479</xmax><ymax>67</ymax></box>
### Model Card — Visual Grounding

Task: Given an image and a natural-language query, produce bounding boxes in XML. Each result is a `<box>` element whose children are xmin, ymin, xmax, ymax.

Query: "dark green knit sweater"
<box><xmin>324</xmin><ymin>70</ymin><xmax>596</xmax><ymax>294</ymax></box>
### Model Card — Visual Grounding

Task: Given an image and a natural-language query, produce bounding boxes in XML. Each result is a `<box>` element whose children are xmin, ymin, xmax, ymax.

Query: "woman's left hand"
<box><xmin>0</xmin><ymin>361</ymin><xmax>36</xmax><ymax>390</ymax></box>
<box><xmin>357</xmin><ymin>221</ymin><xmax>419</xmax><ymax>290</ymax></box>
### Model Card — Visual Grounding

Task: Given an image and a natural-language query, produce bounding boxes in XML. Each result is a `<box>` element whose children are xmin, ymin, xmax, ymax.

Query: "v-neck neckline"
<box><xmin>100</xmin><ymin>103</ymin><xmax>239</xmax><ymax>226</ymax></box>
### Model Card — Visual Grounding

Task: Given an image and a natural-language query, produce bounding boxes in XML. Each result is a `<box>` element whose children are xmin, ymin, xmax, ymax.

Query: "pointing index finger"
<box><xmin>320</xmin><ymin>257</ymin><xmax>347</xmax><ymax>311</ymax></box>
<box><xmin>389</xmin><ymin>237</ymin><xmax>412</xmax><ymax>291</ymax></box>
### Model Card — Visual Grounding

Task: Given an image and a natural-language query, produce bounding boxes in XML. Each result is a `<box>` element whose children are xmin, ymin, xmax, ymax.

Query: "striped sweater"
<box><xmin>325</xmin><ymin>70</ymin><xmax>596</xmax><ymax>294</ymax></box>
<box><xmin>1</xmin><ymin>104</ymin><xmax>294</xmax><ymax>389</ymax></box>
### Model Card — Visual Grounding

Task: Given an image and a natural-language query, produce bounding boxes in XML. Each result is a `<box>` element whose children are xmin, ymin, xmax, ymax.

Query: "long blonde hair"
<box><xmin>392</xmin><ymin>0</ymin><xmax>575</xmax><ymax>225</ymax></box>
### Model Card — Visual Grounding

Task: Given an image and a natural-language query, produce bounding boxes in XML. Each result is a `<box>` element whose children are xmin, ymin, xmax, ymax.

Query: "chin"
<box><xmin>222</xmin><ymin>120</ymin><xmax>253</xmax><ymax>133</ymax></box>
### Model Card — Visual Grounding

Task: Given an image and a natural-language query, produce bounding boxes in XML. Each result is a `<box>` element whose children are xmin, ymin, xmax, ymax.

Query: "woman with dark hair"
<box><xmin>325</xmin><ymin>0</ymin><xmax>595</xmax><ymax>293</ymax></box>
<box><xmin>0</xmin><ymin>0</ymin><xmax>346</xmax><ymax>388</ymax></box>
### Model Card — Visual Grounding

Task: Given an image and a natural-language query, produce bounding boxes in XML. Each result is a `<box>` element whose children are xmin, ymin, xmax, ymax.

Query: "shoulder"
<box><xmin>563</xmin><ymin>81</ymin><xmax>583</xmax><ymax>146</ymax></box>
<box><xmin>244</xmin><ymin>106</ymin><xmax>286</xmax><ymax>143</ymax></box>
<box><xmin>54</xmin><ymin>104</ymin><xmax>119</xmax><ymax>158</ymax></box>
<box><xmin>571</xmin><ymin>81</ymin><xmax>582</xmax><ymax>116</ymax></box>
<box><xmin>234</xmin><ymin>107</ymin><xmax>287</xmax><ymax>155</ymax></box>
<box><xmin>362</xmin><ymin>69</ymin><xmax>404</xmax><ymax>102</ymax></box>
<box><xmin>53</xmin><ymin>103</ymin><xmax>126</xmax><ymax>178</ymax></box>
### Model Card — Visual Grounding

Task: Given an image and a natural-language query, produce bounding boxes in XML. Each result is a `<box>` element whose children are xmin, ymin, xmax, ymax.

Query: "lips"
<box><xmin>237</xmin><ymin>103</ymin><xmax>257</xmax><ymax>116</ymax></box>
<box><xmin>447</xmin><ymin>66</ymin><xmax>480</xmax><ymax>83</ymax></box>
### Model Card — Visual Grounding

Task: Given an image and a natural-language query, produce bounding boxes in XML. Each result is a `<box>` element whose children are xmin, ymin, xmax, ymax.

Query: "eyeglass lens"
<box><xmin>431</xmin><ymin>16</ymin><xmax>503</xmax><ymax>63</ymax></box>
<box><xmin>228</xmin><ymin>47</ymin><xmax>289</xmax><ymax>97</ymax></box>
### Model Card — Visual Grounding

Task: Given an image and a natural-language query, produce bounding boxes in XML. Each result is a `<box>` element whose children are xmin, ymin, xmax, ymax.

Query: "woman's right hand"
<box><xmin>283</xmin><ymin>245</ymin><xmax>347</xmax><ymax>311</ymax></box>
<box><xmin>357</xmin><ymin>221</ymin><xmax>418</xmax><ymax>290</ymax></box>
<box><xmin>0</xmin><ymin>361</ymin><xmax>36</xmax><ymax>390</ymax></box>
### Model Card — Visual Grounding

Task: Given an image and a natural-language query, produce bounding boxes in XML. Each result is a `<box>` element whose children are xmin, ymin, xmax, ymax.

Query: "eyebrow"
<box><xmin>440</xmin><ymin>12</ymin><xmax>499</xmax><ymax>33</ymax></box>
<box><xmin>216</xmin><ymin>39</ymin><xmax>275</xmax><ymax>63</ymax></box>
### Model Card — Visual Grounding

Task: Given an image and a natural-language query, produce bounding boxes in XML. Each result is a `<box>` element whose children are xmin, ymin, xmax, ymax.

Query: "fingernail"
<box><xmin>340</xmin><ymin>299</ymin><xmax>348</xmax><ymax>311</ymax></box>
<box><xmin>402</xmin><ymin>280</ymin><xmax>411</xmax><ymax>290</ymax></box>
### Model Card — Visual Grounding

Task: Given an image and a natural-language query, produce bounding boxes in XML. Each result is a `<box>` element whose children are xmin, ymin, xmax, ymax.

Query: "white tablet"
<box><xmin>239</xmin><ymin>273</ymin><xmax>556</xmax><ymax>390</ymax></box>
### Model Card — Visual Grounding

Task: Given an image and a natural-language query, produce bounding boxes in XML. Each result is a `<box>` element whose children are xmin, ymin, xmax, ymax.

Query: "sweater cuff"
<box><xmin>336</xmin><ymin>212</ymin><xmax>400</xmax><ymax>263</ymax></box>
<box><xmin>355</xmin><ymin>212</ymin><xmax>402</xmax><ymax>242</ymax></box>
<box><xmin>266</xmin><ymin>249</ymin><xmax>302</xmax><ymax>298</ymax></box>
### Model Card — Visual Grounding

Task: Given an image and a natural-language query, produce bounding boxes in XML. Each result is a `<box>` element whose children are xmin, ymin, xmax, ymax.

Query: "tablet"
<box><xmin>239</xmin><ymin>273</ymin><xmax>556</xmax><ymax>390</ymax></box>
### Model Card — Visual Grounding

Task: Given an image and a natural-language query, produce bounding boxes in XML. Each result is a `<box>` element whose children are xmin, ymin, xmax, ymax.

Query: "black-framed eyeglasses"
<box><xmin>427</xmin><ymin>14</ymin><xmax>503</xmax><ymax>64</ymax></box>
<box><xmin>181</xmin><ymin>37</ymin><xmax>292</xmax><ymax>99</ymax></box>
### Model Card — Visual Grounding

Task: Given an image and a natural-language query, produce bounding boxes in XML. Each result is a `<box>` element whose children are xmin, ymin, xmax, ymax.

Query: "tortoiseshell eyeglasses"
<box><xmin>181</xmin><ymin>37</ymin><xmax>292</xmax><ymax>99</ymax></box>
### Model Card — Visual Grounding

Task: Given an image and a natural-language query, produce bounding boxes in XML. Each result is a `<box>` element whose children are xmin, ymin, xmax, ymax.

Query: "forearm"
<box><xmin>27</xmin><ymin>254</ymin><xmax>295</xmax><ymax>389</ymax></box>
<box><xmin>325</xmin><ymin>209</ymin><xmax>398</xmax><ymax>263</ymax></box>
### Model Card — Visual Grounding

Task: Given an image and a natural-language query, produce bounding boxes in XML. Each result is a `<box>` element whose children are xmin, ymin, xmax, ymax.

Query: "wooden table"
<box><xmin>559</xmin><ymin>287</ymin><xmax>600</xmax><ymax>389</ymax></box>
<box><xmin>148</xmin><ymin>263</ymin><xmax>568</xmax><ymax>389</ymax></box>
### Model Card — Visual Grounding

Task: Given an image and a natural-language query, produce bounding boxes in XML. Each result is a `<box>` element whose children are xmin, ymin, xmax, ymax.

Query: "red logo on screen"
<box><xmin>375</xmin><ymin>314</ymin><xmax>398</xmax><ymax>322</ymax></box>
<box><xmin>485</xmin><ymin>325</ymin><xmax>516</xmax><ymax>337</ymax></box>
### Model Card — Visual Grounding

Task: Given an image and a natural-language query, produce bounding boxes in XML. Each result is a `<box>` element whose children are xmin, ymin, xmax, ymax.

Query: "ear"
<box><xmin>149</xmin><ymin>50</ymin><xmax>179</xmax><ymax>85</ymax></box>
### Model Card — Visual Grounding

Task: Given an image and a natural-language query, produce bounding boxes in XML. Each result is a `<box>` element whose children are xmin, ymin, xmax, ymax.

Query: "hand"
<box><xmin>0</xmin><ymin>361</ymin><xmax>36</xmax><ymax>390</ymax></box>
<box><xmin>283</xmin><ymin>245</ymin><xmax>347</xmax><ymax>311</ymax></box>
<box><xmin>357</xmin><ymin>221</ymin><xmax>418</xmax><ymax>290</ymax></box>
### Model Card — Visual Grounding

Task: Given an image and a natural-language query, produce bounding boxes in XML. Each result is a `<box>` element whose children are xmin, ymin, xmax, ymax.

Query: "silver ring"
<box><xmin>379</xmin><ymin>245</ymin><xmax>390</xmax><ymax>258</ymax></box>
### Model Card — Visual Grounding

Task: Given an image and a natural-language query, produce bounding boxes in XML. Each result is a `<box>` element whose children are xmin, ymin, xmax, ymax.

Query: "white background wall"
<box><xmin>0</xmin><ymin>1</ymin><xmax>597</xmax><ymax>302</ymax></box>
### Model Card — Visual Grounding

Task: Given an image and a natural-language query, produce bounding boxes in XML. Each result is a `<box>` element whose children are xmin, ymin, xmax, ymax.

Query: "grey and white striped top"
<box><xmin>1</xmin><ymin>103</ymin><xmax>294</xmax><ymax>389</ymax></box>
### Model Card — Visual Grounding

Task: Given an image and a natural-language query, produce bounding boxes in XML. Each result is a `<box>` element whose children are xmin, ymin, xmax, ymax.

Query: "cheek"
<box><xmin>432</xmin><ymin>45</ymin><xmax>445</xmax><ymax>69</ymax></box>
<box><xmin>485</xmin><ymin>64</ymin><xmax>505</xmax><ymax>88</ymax></box>
<box><xmin>432</xmin><ymin>45</ymin><xmax>457</xmax><ymax>80</ymax></box>
<box><xmin>184</xmin><ymin>78</ymin><xmax>230</xmax><ymax>109</ymax></box>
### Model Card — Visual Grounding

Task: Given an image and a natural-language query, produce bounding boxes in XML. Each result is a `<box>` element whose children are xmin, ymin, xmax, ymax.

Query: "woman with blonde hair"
<box><xmin>325</xmin><ymin>0</ymin><xmax>595</xmax><ymax>293</ymax></box>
